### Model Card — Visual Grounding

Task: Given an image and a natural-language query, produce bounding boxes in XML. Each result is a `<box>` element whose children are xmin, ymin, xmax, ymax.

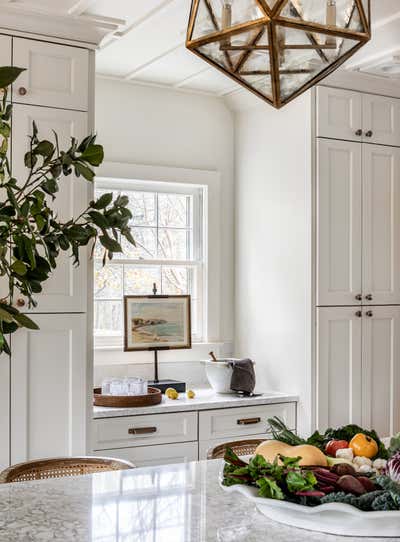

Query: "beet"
<box><xmin>336</xmin><ymin>475</ymin><xmax>366</xmax><ymax>495</ymax></box>
<box><xmin>331</xmin><ymin>463</ymin><xmax>356</xmax><ymax>477</ymax></box>
<box><xmin>357</xmin><ymin>476</ymin><xmax>376</xmax><ymax>493</ymax></box>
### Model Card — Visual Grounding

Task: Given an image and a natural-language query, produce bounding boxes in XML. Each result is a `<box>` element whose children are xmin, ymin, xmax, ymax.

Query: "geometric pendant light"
<box><xmin>186</xmin><ymin>0</ymin><xmax>371</xmax><ymax>108</ymax></box>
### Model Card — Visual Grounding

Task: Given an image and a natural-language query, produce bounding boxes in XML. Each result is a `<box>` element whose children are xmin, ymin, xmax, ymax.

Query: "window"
<box><xmin>94</xmin><ymin>178</ymin><xmax>205</xmax><ymax>347</ymax></box>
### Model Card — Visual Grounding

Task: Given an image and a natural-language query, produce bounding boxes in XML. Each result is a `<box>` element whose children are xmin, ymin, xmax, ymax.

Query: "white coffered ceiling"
<box><xmin>1</xmin><ymin>0</ymin><xmax>400</xmax><ymax>96</ymax></box>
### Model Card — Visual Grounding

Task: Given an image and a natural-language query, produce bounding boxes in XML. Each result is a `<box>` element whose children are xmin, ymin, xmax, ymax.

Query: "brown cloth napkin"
<box><xmin>229</xmin><ymin>358</ymin><xmax>255</xmax><ymax>395</ymax></box>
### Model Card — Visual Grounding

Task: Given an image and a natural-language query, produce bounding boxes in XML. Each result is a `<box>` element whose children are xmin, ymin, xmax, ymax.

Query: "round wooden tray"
<box><xmin>93</xmin><ymin>386</ymin><xmax>162</xmax><ymax>408</ymax></box>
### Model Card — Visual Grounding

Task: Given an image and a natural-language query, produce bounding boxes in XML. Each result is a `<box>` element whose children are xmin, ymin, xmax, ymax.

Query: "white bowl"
<box><xmin>221</xmin><ymin>481</ymin><xmax>400</xmax><ymax>537</ymax></box>
<box><xmin>200</xmin><ymin>359</ymin><xmax>238</xmax><ymax>393</ymax></box>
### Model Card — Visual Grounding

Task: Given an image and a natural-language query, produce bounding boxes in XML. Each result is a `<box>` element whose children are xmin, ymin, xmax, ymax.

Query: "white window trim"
<box><xmin>93</xmin><ymin>161</ymin><xmax>222</xmax><ymax>360</ymax></box>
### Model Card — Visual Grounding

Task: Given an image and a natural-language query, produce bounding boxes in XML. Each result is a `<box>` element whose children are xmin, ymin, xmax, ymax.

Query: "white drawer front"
<box><xmin>199</xmin><ymin>403</ymin><xmax>296</xmax><ymax>441</ymax></box>
<box><xmin>199</xmin><ymin>434</ymin><xmax>268</xmax><ymax>461</ymax></box>
<box><xmin>93</xmin><ymin>412</ymin><xmax>197</xmax><ymax>450</ymax></box>
<box><xmin>93</xmin><ymin>442</ymin><xmax>198</xmax><ymax>468</ymax></box>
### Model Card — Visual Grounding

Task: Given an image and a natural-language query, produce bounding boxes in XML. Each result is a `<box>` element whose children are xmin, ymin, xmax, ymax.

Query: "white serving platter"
<box><xmin>221</xmin><ymin>481</ymin><xmax>400</xmax><ymax>537</ymax></box>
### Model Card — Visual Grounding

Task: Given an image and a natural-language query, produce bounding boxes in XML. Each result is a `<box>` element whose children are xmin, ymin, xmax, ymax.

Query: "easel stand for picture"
<box><xmin>148</xmin><ymin>346</ymin><xmax>186</xmax><ymax>394</ymax></box>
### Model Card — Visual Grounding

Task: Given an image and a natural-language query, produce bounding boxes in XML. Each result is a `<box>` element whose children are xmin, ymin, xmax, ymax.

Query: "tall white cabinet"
<box><xmin>316</xmin><ymin>86</ymin><xmax>400</xmax><ymax>436</ymax></box>
<box><xmin>0</xmin><ymin>34</ymin><xmax>93</xmax><ymax>470</ymax></box>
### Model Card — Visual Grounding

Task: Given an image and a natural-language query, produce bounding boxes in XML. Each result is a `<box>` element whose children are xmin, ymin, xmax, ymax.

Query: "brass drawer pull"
<box><xmin>237</xmin><ymin>417</ymin><xmax>261</xmax><ymax>425</ymax></box>
<box><xmin>128</xmin><ymin>427</ymin><xmax>157</xmax><ymax>435</ymax></box>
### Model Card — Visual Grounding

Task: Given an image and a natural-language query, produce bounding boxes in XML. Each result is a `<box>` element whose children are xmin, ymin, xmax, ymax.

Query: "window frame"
<box><xmin>94</xmin><ymin>177</ymin><xmax>206</xmax><ymax>348</ymax></box>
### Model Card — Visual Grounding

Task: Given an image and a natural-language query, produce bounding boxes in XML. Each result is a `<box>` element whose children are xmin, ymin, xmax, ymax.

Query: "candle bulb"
<box><xmin>221</xmin><ymin>1</ymin><xmax>232</xmax><ymax>48</ymax></box>
<box><xmin>326</xmin><ymin>0</ymin><xmax>337</xmax><ymax>47</ymax></box>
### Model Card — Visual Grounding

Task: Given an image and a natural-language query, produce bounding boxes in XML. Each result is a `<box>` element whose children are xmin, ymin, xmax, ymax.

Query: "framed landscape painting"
<box><xmin>124</xmin><ymin>295</ymin><xmax>192</xmax><ymax>351</ymax></box>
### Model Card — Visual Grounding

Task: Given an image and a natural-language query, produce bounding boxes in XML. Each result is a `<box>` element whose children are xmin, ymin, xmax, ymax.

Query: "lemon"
<box><xmin>165</xmin><ymin>387</ymin><xmax>176</xmax><ymax>396</ymax></box>
<box><xmin>187</xmin><ymin>389</ymin><xmax>195</xmax><ymax>399</ymax></box>
<box><xmin>166</xmin><ymin>387</ymin><xmax>179</xmax><ymax>400</ymax></box>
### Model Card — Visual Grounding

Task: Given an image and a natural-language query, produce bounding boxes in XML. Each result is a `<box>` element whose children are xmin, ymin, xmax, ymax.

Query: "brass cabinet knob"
<box><xmin>355</xmin><ymin>294</ymin><xmax>362</xmax><ymax>301</ymax></box>
<box><xmin>16</xmin><ymin>298</ymin><xmax>25</xmax><ymax>307</ymax></box>
<box><xmin>18</xmin><ymin>87</ymin><xmax>27</xmax><ymax>96</ymax></box>
<box><xmin>355</xmin><ymin>129</ymin><xmax>362</xmax><ymax>136</ymax></box>
<box><xmin>365</xmin><ymin>294</ymin><xmax>373</xmax><ymax>301</ymax></box>
<box><xmin>365</xmin><ymin>130</ymin><xmax>373</xmax><ymax>137</ymax></box>
<box><xmin>355</xmin><ymin>311</ymin><xmax>362</xmax><ymax>318</ymax></box>
<box><xmin>366</xmin><ymin>311</ymin><xmax>373</xmax><ymax>318</ymax></box>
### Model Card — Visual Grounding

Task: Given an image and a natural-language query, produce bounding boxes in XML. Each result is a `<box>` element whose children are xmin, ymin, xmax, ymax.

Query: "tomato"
<box><xmin>349</xmin><ymin>433</ymin><xmax>378</xmax><ymax>458</ymax></box>
<box><xmin>325</xmin><ymin>440</ymin><xmax>349</xmax><ymax>457</ymax></box>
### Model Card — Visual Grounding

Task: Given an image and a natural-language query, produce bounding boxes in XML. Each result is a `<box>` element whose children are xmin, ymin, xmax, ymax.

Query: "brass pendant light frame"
<box><xmin>186</xmin><ymin>0</ymin><xmax>371</xmax><ymax>108</ymax></box>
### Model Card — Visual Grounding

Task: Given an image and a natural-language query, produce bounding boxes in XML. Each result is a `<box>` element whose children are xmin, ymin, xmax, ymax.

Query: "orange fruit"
<box><xmin>349</xmin><ymin>433</ymin><xmax>378</xmax><ymax>458</ymax></box>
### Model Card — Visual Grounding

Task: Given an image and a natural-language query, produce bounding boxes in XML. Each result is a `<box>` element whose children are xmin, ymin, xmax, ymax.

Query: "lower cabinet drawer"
<box><xmin>93</xmin><ymin>442</ymin><xmax>199</xmax><ymax>468</ymax></box>
<box><xmin>199</xmin><ymin>434</ymin><xmax>268</xmax><ymax>460</ymax></box>
<box><xmin>199</xmin><ymin>402</ymin><xmax>296</xmax><ymax>441</ymax></box>
<box><xmin>93</xmin><ymin>411</ymin><xmax>197</xmax><ymax>450</ymax></box>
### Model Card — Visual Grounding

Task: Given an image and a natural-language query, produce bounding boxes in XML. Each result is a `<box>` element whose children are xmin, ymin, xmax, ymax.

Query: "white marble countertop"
<box><xmin>0</xmin><ymin>459</ymin><xmax>395</xmax><ymax>542</ymax></box>
<box><xmin>93</xmin><ymin>388</ymin><xmax>299</xmax><ymax>418</ymax></box>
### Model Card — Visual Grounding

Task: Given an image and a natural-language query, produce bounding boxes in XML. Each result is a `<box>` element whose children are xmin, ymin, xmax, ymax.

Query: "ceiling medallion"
<box><xmin>186</xmin><ymin>0</ymin><xmax>371</xmax><ymax>108</ymax></box>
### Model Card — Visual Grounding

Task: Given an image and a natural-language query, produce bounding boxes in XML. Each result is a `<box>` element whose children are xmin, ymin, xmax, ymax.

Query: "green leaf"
<box><xmin>41</xmin><ymin>177</ymin><xmax>58</xmax><ymax>195</ymax></box>
<box><xmin>99</xmin><ymin>235</ymin><xmax>122</xmax><ymax>253</ymax></box>
<box><xmin>389</xmin><ymin>433</ymin><xmax>400</xmax><ymax>457</ymax></box>
<box><xmin>11</xmin><ymin>260</ymin><xmax>27</xmax><ymax>275</ymax></box>
<box><xmin>0</xmin><ymin>67</ymin><xmax>25</xmax><ymax>89</ymax></box>
<box><xmin>34</xmin><ymin>140</ymin><xmax>54</xmax><ymax>158</ymax></box>
<box><xmin>12</xmin><ymin>311</ymin><xmax>39</xmax><ymax>330</ymax></box>
<box><xmin>279</xmin><ymin>455</ymin><xmax>302</xmax><ymax>468</ymax></box>
<box><xmin>0</xmin><ymin>307</ymin><xmax>14</xmax><ymax>323</ymax></box>
<box><xmin>88</xmin><ymin>210</ymin><xmax>108</xmax><ymax>229</ymax></box>
<box><xmin>92</xmin><ymin>192</ymin><xmax>113</xmax><ymax>210</ymax></box>
<box><xmin>24</xmin><ymin>151</ymin><xmax>38</xmax><ymax>169</ymax></box>
<box><xmin>80</xmin><ymin>143</ymin><xmax>104</xmax><ymax>166</ymax></box>
<box><xmin>256</xmin><ymin>477</ymin><xmax>285</xmax><ymax>500</ymax></box>
<box><xmin>74</xmin><ymin>162</ymin><xmax>94</xmax><ymax>181</ymax></box>
<box><xmin>22</xmin><ymin>236</ymin><xmax>36</xmax><ymax>269</ymax></box>
<box><xmin>286</xmin><ymin>470</ymin><xmax>317</xmax><ymax>493</ymax></box>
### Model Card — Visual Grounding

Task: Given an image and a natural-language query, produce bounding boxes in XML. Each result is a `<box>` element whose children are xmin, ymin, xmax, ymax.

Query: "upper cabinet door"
<box><xmin>10</xmin><ymin>313</ymin><xmax>87</xmax><ymax>463</ymax></box>
<box><xmin>363</xmin><ymin>94</ymin><xmax>400</xmax><ymax>147</ymax></box>
<box><xmin>317</xmin><ymin>86</ymin><xmax>363</xmax><ymax>142</ymax></box>
<box><xmin>12</xmin><ymin>38</ymin><xmax>89</xmax><ymax>111</ymax></box>
<box><xmin>12</xmin><ymin>104</ymin><xmax>88</xmax><ymax>313</ymax></box>
<box><xmin>363</xmin><ymin>145</ymin><xmax>400</xmax><ymax>305</ymax></box>
<box><xmin>317</xmin><ymin>307</ymin><xmax>362</xmax><ymax>432</ymax></box>
<box><xmin>0</xmin><ymin>35</ymin><xmax>11</xmax><ymax>66</ymax></box>
<box><xmin>361</xmin><ymin>306</ymin><xmax>400</xmax><ymax>438</ymax></box>
<box><xmin>317</xmin><ymin>139</ymin><xmax>362</xmax><ymax>306</ymax></box>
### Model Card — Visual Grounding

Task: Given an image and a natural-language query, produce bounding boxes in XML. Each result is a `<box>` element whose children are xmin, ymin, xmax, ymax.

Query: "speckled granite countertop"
<box><xmin>0</xmin><ymin>459</ymin><xmax>396</xmax><ymax>542</ymax></box>
<box><xmin>93</xmin><ymin>388</ymin><xmax>299</xmax><ymax>418</ymax></box>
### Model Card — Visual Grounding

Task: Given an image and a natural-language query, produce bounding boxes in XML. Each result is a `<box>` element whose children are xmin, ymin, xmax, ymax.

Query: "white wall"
<box><xmin>94</xmin><ymin>78</ymin><xmax>235</xmax><ymax>383</ymax></box>
<box><xmin>234</xmin><ymin>93</ymin><xmax>313</xmax><ymax>436</ymax></box>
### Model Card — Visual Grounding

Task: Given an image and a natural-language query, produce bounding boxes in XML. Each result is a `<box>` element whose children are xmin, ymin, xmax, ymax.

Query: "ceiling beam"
<box><xmin>174</xmin><ymin>66</ymin><xmax>212</xmax><ymax>88</ymax></box>
<box><xmin>68</xmin><ymin>0</ymin><xmax>99</xmax><ymax>16</ymax></box>
<box><xmin>124</xmin><ymin>42</ymin><xmax>183</xmax><ymax>79</ymax></box>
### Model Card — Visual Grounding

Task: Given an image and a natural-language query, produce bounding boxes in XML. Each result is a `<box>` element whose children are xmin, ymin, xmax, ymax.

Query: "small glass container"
<box><xmin>101</xmin><ymin>378</ymin><xmax>113</xmax><ymax>396</ymax></box>
<box><xmin>128</xmin><ymin>377</ymin><xmax>143</xmax><ymax>396</ymax></box>
<box><xmin>141</xmin><ymin>380</ymin><xmax>148</xmax><ymax>395</ymax></box>
<box><xmin>110</xmin><ymin>378</ymin><xmax>123</xmax><ymax>396</ymax></box>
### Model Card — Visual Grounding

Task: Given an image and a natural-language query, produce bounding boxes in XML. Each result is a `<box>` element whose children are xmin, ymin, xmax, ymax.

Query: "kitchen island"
<box><xmin>0</xmin><ymin>459</ymin><xmax>392</xmax><ymax>542</ymax></box>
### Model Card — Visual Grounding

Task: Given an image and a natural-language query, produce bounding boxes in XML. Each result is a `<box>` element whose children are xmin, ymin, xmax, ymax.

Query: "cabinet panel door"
<box><xmin>363</xmin><ymin>145</ymin><xmax>400</xmax><ymax>305</ymax></box>
<box><xmin>317</xmin><ymin>139</ymin><xmax>362</xmax><ymax>306</ymax></box>
<box><xmin>362</xmin><ymin>306</ymin><xmax>400</xmax><ymax>438</ymax></box>
<box><xmin>10</xmin><ymin>314</ymin><xmax>87</xmax><ymax>463</ymax></box>
<box><xmin>316</xmin><ymin>87</ymin><xmax>362</xmax><ymax>141</ymax></box>
<box><xmin>317</xmin><ymin>307</ymin><xmax>362</xmax><ymax>432</ymax></box>
<box><xmin>0</xmin><ymin>35</ymin><xmax>11</xmax><ymax>66</ymax></box>
<box><xmin>0</xmin><ymin>352</ymin><xmax>10</xmax><ymax>470</ymax></box>
<box><xmin>12</xmin><ymin>105</ymin><xmax>88</xmax><ymax>312</ymax></box>
<box><xmin>93</xmin><ymin>442</ymin><xmax>198</xmax><ymax>468</ymax></box>
<box><xmin>12</xmin><ymin>38</ymin><xmax>89</xmax><ymax>111</ymax></box>
<box><xmin>363</xmin><ymin>94</ymin><xmax>400</xmax><ymax>147</ymax></box>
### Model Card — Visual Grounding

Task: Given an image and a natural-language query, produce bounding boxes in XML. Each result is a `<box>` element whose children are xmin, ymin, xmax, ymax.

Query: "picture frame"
<box><xmin>124</xmin><ymin>295</ymin><xmax>192</xmax><ymax>352</ymax></box>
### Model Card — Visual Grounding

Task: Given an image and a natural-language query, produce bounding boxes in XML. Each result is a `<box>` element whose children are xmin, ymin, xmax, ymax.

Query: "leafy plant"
<box><xmin>0</xmin><ymin>66</ymin><xmax>135</xmax><ymax>354</ymax></box>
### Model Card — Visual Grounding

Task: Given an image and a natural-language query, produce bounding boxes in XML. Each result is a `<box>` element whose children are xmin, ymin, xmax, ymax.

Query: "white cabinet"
<box><xmin>0</xmin><ymin>35</ymin><xmax>11</xmax><ymax>66</ymax></box>
<box><xmin>363</xmin><ymin>145</ymin><xmax>400</xmax><ymax>305</ymax></box>
<box><xmin>317</xmin><ymin>306</ymin><xmax>400</xmax><ymax>437</ymax></box>
<box><xmin>362</xmin><ymin>306</ymin><xmax>400</xmax><ymax>438</ymax></box>
<box><xmin>93</xmin><ymin>412</ymin><xmax>198</xmax><ymax>450</ymax></box>
<box><xmin>0</xmin><ymin>352</ymin><xmax>10</xmax><ymax>470</ymax></box>
<box><xmin>317</xmin><ymin>139</ymin><xmax>362</xmax><ymax>306</ymax></box>
<box><xmin>317</xmin><ymin>307</ymin><xmax>362</xmax><ymax>431</ymax></box>
<box><xmin>363</xmin><ymin>94</ymin><xmax>400</xmax><ymax>147</ymax></box>
<box><xmin>12</xmin><ymin>38</ymin><xmax>89</xmax><ymax>111</ymax></box>
<box><xmin>317</xmin><ymin>140</ymin><xmax>400</xmax><ymax>306</ymax></box>
<box><xmin>12</xmin><ymin>104</ymin><xmax>88</xmax><ymax>313</ymax></box>
<box><xmin>317</xmin><ymin>87</ymin><xmax>362</xmax><ymax>142</ymax></box>
<box><xmin>10</xmin><ymin>313</ymin><xmax>87</xmax><ymax>463</ymax></box>
<box><xmin>93</xmin><ymin>442</ymin><xmax>199</xmax><ymax>468</ymax></box>
<box><xmin>317</xmin><ymin>87</ymin><xmax>400</xmax><ymax>146</ymax></box>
